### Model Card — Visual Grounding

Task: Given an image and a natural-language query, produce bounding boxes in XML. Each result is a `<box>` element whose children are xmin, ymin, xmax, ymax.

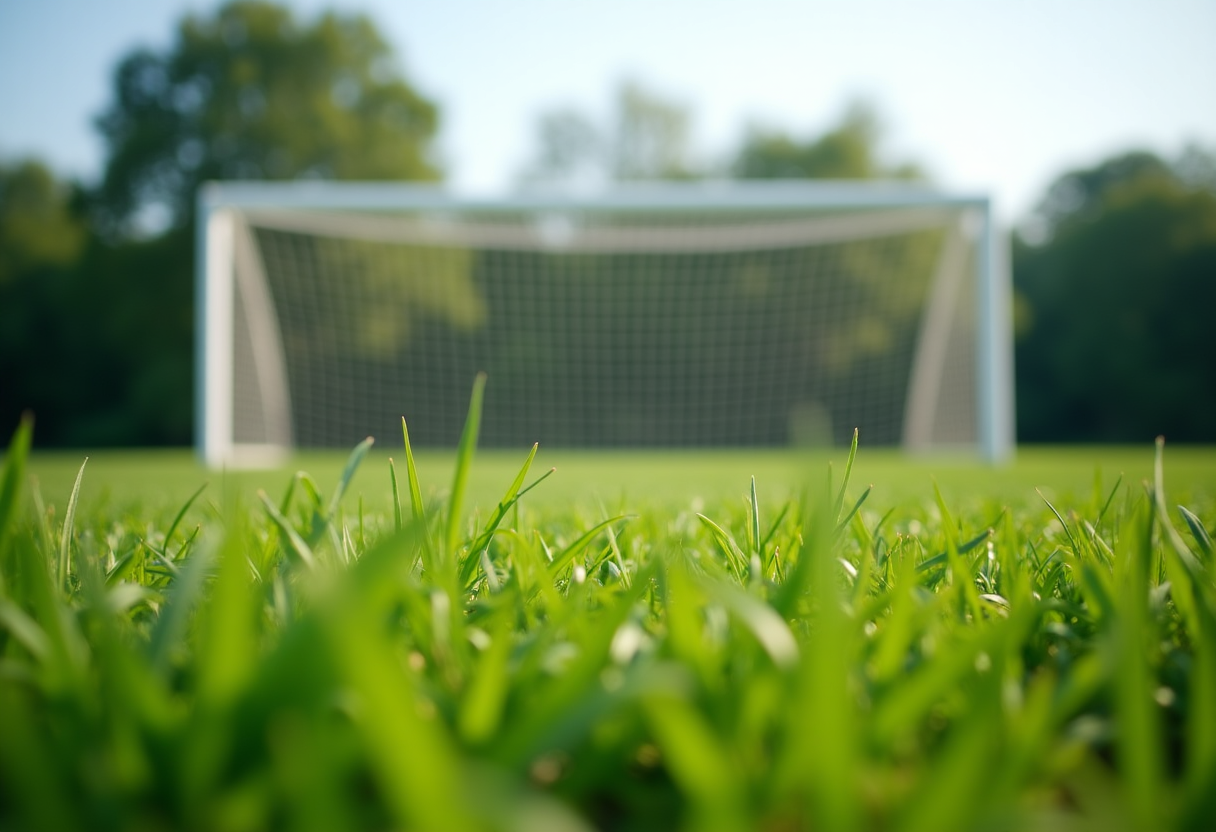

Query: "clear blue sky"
<box><xmin>2</xmin><ymin>0</ymin><xmax>1214</xmax><ymax>220</ymax></box>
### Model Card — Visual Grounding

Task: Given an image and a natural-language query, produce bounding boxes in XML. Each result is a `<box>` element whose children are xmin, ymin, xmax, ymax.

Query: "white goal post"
<box><xmin>195</xmin><ymin>180</ymin><xmax>1014</xmax><ymax>467</ymax></box>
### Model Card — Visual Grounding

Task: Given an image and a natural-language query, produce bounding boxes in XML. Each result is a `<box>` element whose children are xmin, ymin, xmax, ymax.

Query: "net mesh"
<box><xmin>226</xmin><ymin>202</ymin><xmax>980</xmax><ymax>451</ymax></box>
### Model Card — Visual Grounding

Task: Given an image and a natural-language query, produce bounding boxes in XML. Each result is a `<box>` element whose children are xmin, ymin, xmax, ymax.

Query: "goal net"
<box><xmin>196</xmin><ymin>182</ymin><xmax>1014</xmax><ymax>466</ymax></box>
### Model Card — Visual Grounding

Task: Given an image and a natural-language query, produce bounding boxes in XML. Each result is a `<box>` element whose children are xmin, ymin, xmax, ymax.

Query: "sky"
<box><xmin>1</xmin><ymin>0</ymin><xmax>1215</xmax><ymax>222</ymax></box>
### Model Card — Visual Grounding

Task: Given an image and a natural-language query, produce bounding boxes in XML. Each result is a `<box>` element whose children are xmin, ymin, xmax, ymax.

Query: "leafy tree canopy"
<box><xmin>519</xmin><ymin>80</ymin><xmax>697</xmax><ymax>186</ymax></box>
<box><xmin>93</xmin><ymin>0</ymin><xmax>441</xmax><ymax>237</ymax></box>
<box><xmin>0</xmin><ymin>159</ymin><xmax>85</xmax><ymax>284</ymax></box>
<box><xmin>521</xmin><ymin>91</ymin><xmax>917</xmax><ymax>187</ymax></box>
<box><xmin>732</xmin><ymin>101</ymin><xmax>921</xmax><ymax>180</ymax></box>
<box><xmin>1014</xmin><ymin>147</ymin><xmax>1216</xmax><ymax>442</ymax></box>
<box><xmin>611</xmin><ymin>81</ymin><xmax>696</xmax><ymax>181</ymax></box>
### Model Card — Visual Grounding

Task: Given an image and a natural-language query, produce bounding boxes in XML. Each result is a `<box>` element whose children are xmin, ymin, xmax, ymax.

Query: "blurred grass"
<box><xmin>5</xmin><ymin>415</ymin><xmax>1216</xmax><ymax>831</ymax></box>
<box><xmin>20</xmin><ymin>444</ymin><xmax>1216</xmax><ymax>515</ymax></box>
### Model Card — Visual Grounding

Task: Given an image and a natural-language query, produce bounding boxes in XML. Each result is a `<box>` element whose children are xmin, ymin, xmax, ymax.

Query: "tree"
<box><xmin>0</xmin><ymin>160</ymin><xmax>87</xmax><ymax>442</ymax></box>
<box><xmin>0</xmin><ymin>159</ymin><xmax>85</xmax><ymax>284</ymax></box>
<box><xmin>1025</xmin><ymin>151</ymin><xmax>1174</xmax><ymax>238</ymax></box>
<box><xmin>519</xmin><ymin>79</ymin><xmax>697</xmax><ymax>186</ymax></box>
<box><xmin>1014</xmin><ymin>148</ymin><xmax>1216</xmax><ymax>442</ymax></box>
<box><xmin>518</xmin><ymin>107</ymin><xmax>604</xmax><ymax>187</ymax></box>
<box><xmin>732</xmin><ymin>101</ymin><xmax>920</xmax><ymax>180</ymax></box>
<box><xmin>0</xmin><ymin>157</ymin><xmax>201</xmax><ymax>446</ymax></box>
<box><xmin>2</xmin><ymin>1</ymin><xmax>443</xmax><ymax>448</ymax></box>
<box><xmin>611</xmin><ymin>80</ymin><xmax>696</xmax><ymax>181</ymax></box>
<box><xmin>93</xmin><ymin>0</ymin><xmax>441</xmax><ymax>237</ymax></box>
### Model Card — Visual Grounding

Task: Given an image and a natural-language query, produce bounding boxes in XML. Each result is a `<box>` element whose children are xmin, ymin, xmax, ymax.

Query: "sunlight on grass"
<box><xmin>3</xmin><ymin>397</ymin><xmax>1216</xmax><ymax>830</ymax></box>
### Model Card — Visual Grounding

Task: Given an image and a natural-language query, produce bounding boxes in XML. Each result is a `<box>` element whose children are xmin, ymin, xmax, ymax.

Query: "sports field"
<box><xmin>23</xmin><ymin>442</ymin><xmax>1216</xmax><ymax>515</ymax></box>
<box><xmin>3</xmin><ymin>411</ymin><xmax>1216</xmax><ymax>831</ymax></box>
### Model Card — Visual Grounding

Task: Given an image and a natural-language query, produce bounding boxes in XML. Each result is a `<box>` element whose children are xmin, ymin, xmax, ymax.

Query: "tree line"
<box><xmin>2</xmin><ymin>0</ymin><xmax>1214</xmax><ymax>447</ymax></box>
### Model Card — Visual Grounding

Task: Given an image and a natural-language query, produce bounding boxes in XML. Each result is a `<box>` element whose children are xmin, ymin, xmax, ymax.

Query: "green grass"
<box><xmin>3</xmin><ymin>398</ymin><xmax>1216</xmax><ymax>831</ymax></box>
<box><xmin>23</xmin><ymin>443</ymin><xmax>1216</xmax><ymax>514</ymax></box>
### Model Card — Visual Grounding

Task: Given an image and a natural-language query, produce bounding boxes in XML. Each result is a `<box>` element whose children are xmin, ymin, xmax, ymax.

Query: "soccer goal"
<box><xmin>195</xmin><ymin>181</ymin><xmax>1014</xmax><ymax>467</ymax></box>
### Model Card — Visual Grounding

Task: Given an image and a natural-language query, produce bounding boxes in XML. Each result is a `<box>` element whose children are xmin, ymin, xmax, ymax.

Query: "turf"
<box><xmin>3</xmin><ymin>405</ymin><xmax>1216</xmax><ymax>831</ymax></box>
<box><xmin>23</xmin><ymin>443</ymin><xmax>1216</xmax><ymax>514</ymax></box>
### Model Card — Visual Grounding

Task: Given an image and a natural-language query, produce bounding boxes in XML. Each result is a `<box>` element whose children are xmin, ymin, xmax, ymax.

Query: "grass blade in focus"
<box><xmin>446</xmin><ymin>371</ymin><xmax>486</xmax><ymax>560</ymax></box>
<box><xmin>57</xmin><ymin>457</ymin><xmax>86</xmax><ymax>593</ymax></box>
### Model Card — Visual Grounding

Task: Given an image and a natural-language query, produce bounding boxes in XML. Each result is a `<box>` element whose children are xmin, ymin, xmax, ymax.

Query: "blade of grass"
<box><xmin>57</xmin><ymin>457</ymin><xmax>86</xmax><ymax>593</ymax></box>
<box><xmin>388</xmin><ymin>458</ymin><xmax>403</xmax><ymax>534</ymax></box>
<box><xmin>695</xmin><ymin>513</ymin><xmax>748</xmax><ymax>583</ymax></box>
<box><xmin>1112</xmin><ymin>497</ymin><xmax>1164</xmax><ymax>830</ymax></box>
<box><xmin>915</xmin><ymin>527</ymin><xmax>994</xmax><ymax>575</ymax></box>
<box><xmin>460</xmin><ymin>442</ymin><xmax>540</xmax><ymax>587</ymax></box>
<box><xmin>1183</xmin><ymin>600</ymin><xmax>1216</xmax><ymax>821</ymax></box>
<box><xmin>760</xmin><ymin>500</ymin><xmax>790</xmax><ymax>553</ymax></box>
<box><xmin>833</xmin><ymin>427</ymin><xmax>859</xmax><ymax>522</ymax></box>
<box><xmin>0</xmin><ymin>413</ymin><xmax>34</xmax><ymax>594</ymax></box>
<box><xmin>400</xmin><ymin>417</ymin><xmax>437</xmax><ymax>572</ymax></box>
<box><xmin>196</xmin><ymin>522</ymin><xmax>262</xmax><ymax>707</ymax></box>
<box><xmin>295</xmin><ymin>472</ymin><xmax>323</xmax><ymax>513</ymax></box>
<box><xmin>258</xmin><ymin>490</ymin><xmax>316</xmax><ymax>571</ymax></box>
<box><xmin>935</xmin><ymin>481</ymin><xmax>985</xmax><ymax>622</ymax></box>
<box><xmin>326</xmin><ymin>436</ymin><xmax>374</xmax><ymax>520</ymax></box>
<box><xmin>835</xmin><ymin>484</ymin><xmax>872</xmax><ymax>536</ymax></box>
<box><xmin>699</xmin><ymin>575</ymin><xmax>798</xmax><ymax>669</ymax></box>
<box><xmin>400</xmin><ymin>418</ymin><xmax>427</xmax><ymax>526</ymax></box>
<box><xmin>318</xmin><ymin>536</ymin><xmax>475</xmax><ymax>832</ymax></box>
<box><xmin>547</xmin><ymin>516</ymin><xmax>634</xmax><ymax>579</ymax></box>
<box><xmin>605</xmin><ymin>521</ymin><xmax>630</xmax><ymax>589</ymax></box>
<box><xmin>1178</xmin><ymin>505</ymin><xmax>1212</xmax><ymax>560</ymax></box>
<box><xmin>1152</xmin><ymin>437</ymin><xmax>1202</xmax><ymax>573</ymax></box>
<box><xmin>277</xmin><ymin>471</ymin><xmax>300</xmax><ymax>517</ymax></box>
<box><xmin>163</xmin><ymin>482</ymin><xmax>207</xmax><ymax>556</ymax></box>
<box><xmin>0</xmin><ymin>685</ymin><xmax>80</xmax><ymax>831</ymax></box>
<box><xmin>894</xmin><ymin>680</ymin><xmax>1002</xmax><ymax>832</ymax></box>
<box><xmin>643</xmin><ymin>693</ymin><xmax>748</xmax><ymax>831</ymax></box>
<box><xmin>147</xmin><ymin>537</ymin><xmax>217</xmax><ymax>675</ymax></box>
<box><xmin>458</xmin><ymin>607</ymin><xmax>515</xmax><ymax>744</ymax></box>
<box><xmin>515</xmin><ymin>467</ymin><xmax>556</xmax><ymax>503</ymax></box>
<box><xmin>776</xmin><ymin>483</ymin><xmax>861</xmax><ymax>832</ymax></box>
<box><xmin>446</xmin><ymin>372</ymin><xmax>486</xmax><ymax>561</ymax></box>
<box><xmin>1097</xmin><ymin>473</ymin><xmax>1125</xmax><ymax>529</ymax></box>
<box><xmin>749</xmin><ymin>475</ymin><xmax>761</xmax><ymax>557</ymax></box>
<box><xmin>1039</xmin><ymin>488</ymin><xmax>1081</xmax><ymax>555</ymax></box>
<box><xmin>0</xmin><ymin>597</ymin><xmax>50</xmax><ymax>662</ymax></box>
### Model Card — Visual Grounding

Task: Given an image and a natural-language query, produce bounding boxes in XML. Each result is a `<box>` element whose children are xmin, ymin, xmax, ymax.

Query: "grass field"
<box><xmin>23</xmin><ymin>442</ymin><xmax>1216</xmax><ymax>515</ymax></box>
<box><xmin>3</xmin><ymin>397</ymin><xmax>1216</xmax><ymax>831</ymax></box>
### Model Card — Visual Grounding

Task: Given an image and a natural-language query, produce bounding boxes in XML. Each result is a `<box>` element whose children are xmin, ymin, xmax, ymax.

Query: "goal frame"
<box><xmin>195</xmin><ymin>180</ymin><xmax>1015</xmax><ymax>466</ymax></box>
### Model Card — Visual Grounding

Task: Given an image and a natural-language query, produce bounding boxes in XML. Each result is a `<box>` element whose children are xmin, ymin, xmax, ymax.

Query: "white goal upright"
<box><xmin>195</xmin><ymin>181</ymin><xmax>1014</xmax><ymax>467</ymax></box>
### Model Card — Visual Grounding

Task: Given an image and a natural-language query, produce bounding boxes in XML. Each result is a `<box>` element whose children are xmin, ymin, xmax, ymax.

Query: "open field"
<box><xmin>4</xmin><ymin>416</ymin><xmax>1216</xmax><ymax>831</ymax></box>
<box><xmin>23</xmin><ymin>443</ymin><xmax>1216</xmax><ymax>516</ymax></box>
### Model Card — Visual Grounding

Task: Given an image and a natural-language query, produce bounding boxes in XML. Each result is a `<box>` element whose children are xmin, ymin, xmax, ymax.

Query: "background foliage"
<box><xmin>1014</xmin><ymin>149</ymin><xmax>1216</xmax><ymax>443</ymax></box>
<box><xmin>1</xmin><ymin>0</ymin><xmax>1214</xmax><ymax>447</ymax></box>
<box><xmin>1</xmin><ymin>1</ymin><xmax>439</xmax><ymax>446</ymax></box>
